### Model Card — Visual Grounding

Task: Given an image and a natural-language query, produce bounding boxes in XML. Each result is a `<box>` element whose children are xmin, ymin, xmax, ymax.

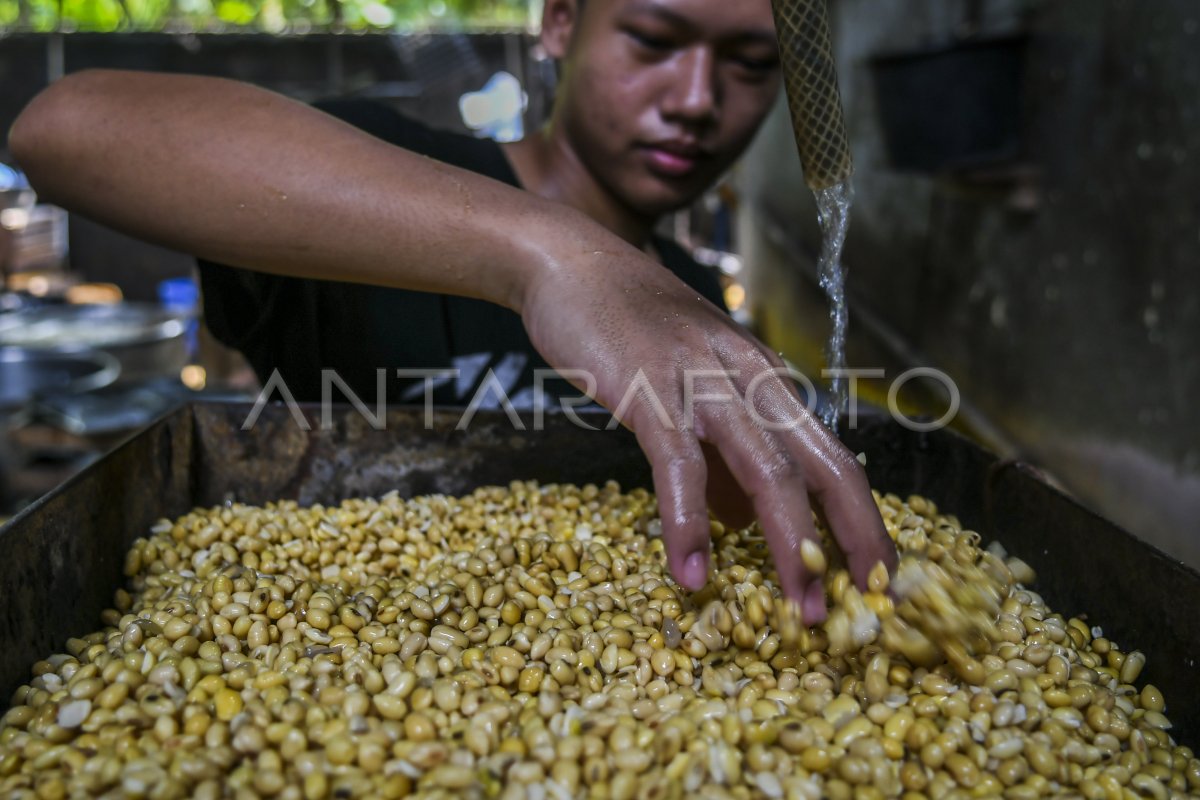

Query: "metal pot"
<box><xmin>0</xmin><ymin>303</ymin><xmax>187</xmax><ymax>385</ymax></box>
<box><xmin>0</xmin><ymin>348</ymin><xmax>121</xmax><ymax>412</ymax></box>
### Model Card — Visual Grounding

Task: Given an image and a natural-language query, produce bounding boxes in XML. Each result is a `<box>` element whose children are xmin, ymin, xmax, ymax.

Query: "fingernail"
<box><xmin>803</xmin><ymin>580</ymin><xmax>827</xmax><ymax>624</ymax></box>
<box><xmin>683</xmin><ymin>551</ymin><xmax>708</xmax><ymax>589</ymax></box>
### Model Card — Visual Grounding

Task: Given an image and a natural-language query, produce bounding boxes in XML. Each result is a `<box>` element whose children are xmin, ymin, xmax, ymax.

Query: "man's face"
<box><xmin>546</xmin><ymin>0</ymin><xmax>782</xmax><ymax>218</ymax></box>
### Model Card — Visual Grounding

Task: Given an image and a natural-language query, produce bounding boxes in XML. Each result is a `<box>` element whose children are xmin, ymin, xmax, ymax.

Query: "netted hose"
<box><xmin>770</xmin><ymin>0</ymin><xmax>853</xmax><ymax>191</ymax></box>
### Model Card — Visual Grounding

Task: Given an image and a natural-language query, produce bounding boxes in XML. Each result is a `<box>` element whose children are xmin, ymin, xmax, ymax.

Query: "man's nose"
<box><xmin>663</xmin><ymin>47</ymin><xmax>718</xmax><ymax>124</ymax></box>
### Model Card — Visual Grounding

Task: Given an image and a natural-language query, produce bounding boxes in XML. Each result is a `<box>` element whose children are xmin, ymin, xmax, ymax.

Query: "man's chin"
<box><xmin>627</xmin><ymin>180</ymin><xmax>708</xmax><ymax>219</ymax></box>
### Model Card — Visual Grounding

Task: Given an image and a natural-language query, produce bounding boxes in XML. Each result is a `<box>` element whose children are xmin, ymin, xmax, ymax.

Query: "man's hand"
<box><xmin>519</xmin><ymin>230</ymin><xmax>898</xmax><ymax>622</ymax></box>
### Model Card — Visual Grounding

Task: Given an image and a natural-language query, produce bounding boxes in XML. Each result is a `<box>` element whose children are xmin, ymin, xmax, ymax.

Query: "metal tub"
<box><xmin>1</xmin><ymin>403</ymin><xmax>1197</xmax><ymax>741</ymax></box>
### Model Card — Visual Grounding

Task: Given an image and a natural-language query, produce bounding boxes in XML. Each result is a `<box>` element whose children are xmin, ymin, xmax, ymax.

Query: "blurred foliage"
<box><xmin>0</xmin><ymin>0</ymin><xmax>536</xmax><ymax>32</ymax></box>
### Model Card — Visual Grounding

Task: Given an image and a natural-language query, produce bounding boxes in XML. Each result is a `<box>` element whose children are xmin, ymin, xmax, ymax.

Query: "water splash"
<box><xmin>814</xmin><ymin>180</ymin><xmax>854</xmax><ymax>434</ymax></box>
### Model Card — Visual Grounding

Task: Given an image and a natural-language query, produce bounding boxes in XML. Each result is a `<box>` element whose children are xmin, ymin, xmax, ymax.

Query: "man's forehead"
<box><xmin>594</xmin><ymin>0</ymin><xmax>776</xmax><ymax>33</ymax></box>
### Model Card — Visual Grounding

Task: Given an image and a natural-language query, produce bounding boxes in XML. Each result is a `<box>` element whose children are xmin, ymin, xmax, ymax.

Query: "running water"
<box><xmin>813</xmin><ymin>180</ymin><xmax>854</xmax><ymax>434</ymax></box>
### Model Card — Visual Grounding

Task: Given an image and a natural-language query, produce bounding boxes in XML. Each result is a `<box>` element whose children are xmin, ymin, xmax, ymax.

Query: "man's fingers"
<box><xmin>619</xmin><ymin>351</ymin><xmax>895</xmax><ymax>614</ymax></box>
<box><xmin>802</xmin><ymin>577</ymin><xmax>827</xmax><ymax>626</ymax></box>
<box><xmin>732</xmin><ymin>361</ymin><xmax>898</xmax><ymax>592</ymax></box>
<box><xmin>700</xmin><ymin>442</ymin><xmax>755</xmax><ymax>529</ymax></box>
<box><xmin>796</xmin><ymin>427</ymin><xmax>898</xmax><ymax>588</ymax></box>
<box><xmin>698</xmin><ymin>406</ymin><xmax>825</xmax><ymax>618</ymax></box>
<box><xmin>632</xmin><ymin>418</ymin><xmax>712</xmax><ymax>591</ymax></box>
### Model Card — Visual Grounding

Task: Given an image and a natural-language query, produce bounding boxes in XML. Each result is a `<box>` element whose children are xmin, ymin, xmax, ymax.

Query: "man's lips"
<box><xmin>640</xmin><ymin>141</ymin><xmax>708</xmax><ymax>178</ymax></box>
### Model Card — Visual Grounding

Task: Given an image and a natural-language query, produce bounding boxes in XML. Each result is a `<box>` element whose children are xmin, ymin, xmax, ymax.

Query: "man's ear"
<box><xmin>541</xmin><ymin>0</ymin><xmax>582</xmax><ymax>60</ymax></box>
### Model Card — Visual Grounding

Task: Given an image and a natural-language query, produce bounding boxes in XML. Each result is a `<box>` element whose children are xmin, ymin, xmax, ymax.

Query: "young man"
<box><xmin>9</xmin><ymin>0</ymin><xmax>895</xmax><ymax>620</ymax></box>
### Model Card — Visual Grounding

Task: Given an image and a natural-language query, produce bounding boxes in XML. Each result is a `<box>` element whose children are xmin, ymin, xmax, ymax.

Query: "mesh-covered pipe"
<box><xmin>770</xmin><ymin>0</ymin><xmax>853</xmax><ymax>191</ymax></box>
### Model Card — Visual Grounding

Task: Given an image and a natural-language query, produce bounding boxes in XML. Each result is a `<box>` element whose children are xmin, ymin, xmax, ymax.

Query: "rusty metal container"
<box><xmin>1</xmin><ymin>403</ymin><xmax>1197</xmax><ymax>740</ymax></box>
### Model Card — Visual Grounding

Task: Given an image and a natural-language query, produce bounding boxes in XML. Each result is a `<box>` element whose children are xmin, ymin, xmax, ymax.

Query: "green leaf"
<box><xmin>5</xmin><ymin>0</ymin><xmax>536</xmax><ymax>31</ymax></box>
<box><xmin>215</xmin><ymin>0</ymin><xmax>256</xmax><ymax>25</ymax></box>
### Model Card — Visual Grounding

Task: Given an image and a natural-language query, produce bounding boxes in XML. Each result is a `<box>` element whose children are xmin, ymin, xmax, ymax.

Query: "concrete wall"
<box><xmin>737</xmin><ymin>0</ymin><xmax>1200</xmax><ymax>565</ymax></box>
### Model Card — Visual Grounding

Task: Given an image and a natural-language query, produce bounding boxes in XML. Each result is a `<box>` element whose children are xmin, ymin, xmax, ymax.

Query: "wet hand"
<box><xmin>520</xmin><ymin>241</ymin><xmax>898</xmax><ymax>623</ymax></box>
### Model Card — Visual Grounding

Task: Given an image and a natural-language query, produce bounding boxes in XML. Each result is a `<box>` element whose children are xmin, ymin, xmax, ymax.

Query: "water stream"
<box><xmin>813</xmin><ymin>180</ymin><xmax>854</xmax><ymax>434</ymax></box>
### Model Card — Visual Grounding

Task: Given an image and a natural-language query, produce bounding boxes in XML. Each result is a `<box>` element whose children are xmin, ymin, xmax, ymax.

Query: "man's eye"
<box><xmin>732</xmin><ymin>55</ymin><xmax>779</xmax><ymax>74</ymax></box>
<box><xmin>627</xmin><ymin>30</ymin><xmax>675</xmax><ymax>51</ymax></box>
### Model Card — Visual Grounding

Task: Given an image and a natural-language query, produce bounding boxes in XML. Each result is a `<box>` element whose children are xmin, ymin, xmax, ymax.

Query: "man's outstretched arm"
<box><xmin>10</xmin><ymin>69</ymin><xmax>897</xmax><ymax>615</ymax></box>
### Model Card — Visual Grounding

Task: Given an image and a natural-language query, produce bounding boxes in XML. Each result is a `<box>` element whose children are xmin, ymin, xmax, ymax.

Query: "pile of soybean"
<box><xmin>0</xmin><ymin>481</ymin><xmax>1195</xmax><ymax>800</ymax></box>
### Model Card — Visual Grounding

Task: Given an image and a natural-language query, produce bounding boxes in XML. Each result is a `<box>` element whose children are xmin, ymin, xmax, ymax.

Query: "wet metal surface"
<box><xmin>0</xmin><ymin>404</ymin><xmax>1197</xmax><ymax>740</ymax></box>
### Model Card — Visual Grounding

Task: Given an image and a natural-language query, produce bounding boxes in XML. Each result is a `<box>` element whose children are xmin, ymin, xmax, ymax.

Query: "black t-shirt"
<box><xmin>198</xmin><ymin>99</ymin><xmax>727</xmax><ymax>407</ymax></box>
